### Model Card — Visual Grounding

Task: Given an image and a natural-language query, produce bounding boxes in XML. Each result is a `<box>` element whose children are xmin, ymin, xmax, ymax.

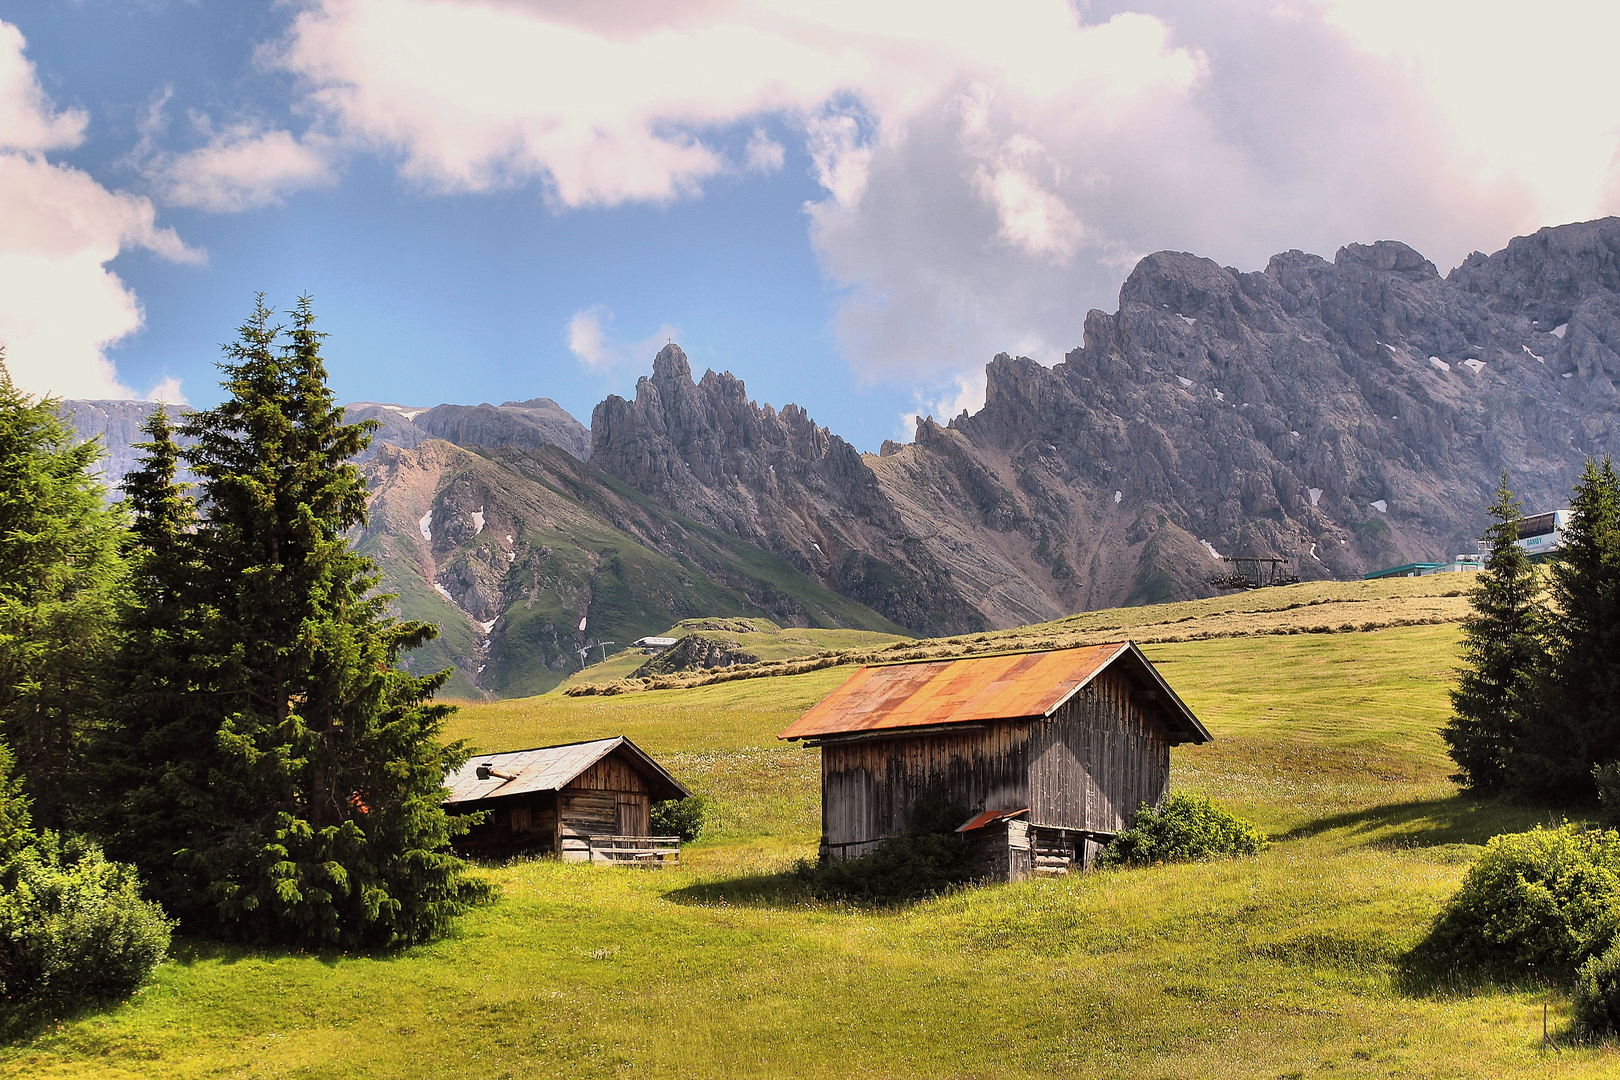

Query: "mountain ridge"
<box><xmin>60</xmin><ymin>216</ymin><xmax>1620</xmax><ymax>695</ymax></box>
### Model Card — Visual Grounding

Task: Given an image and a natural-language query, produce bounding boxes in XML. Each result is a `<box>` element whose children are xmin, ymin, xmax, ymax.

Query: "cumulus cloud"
<box><xmin>566</xmin><ymin>306</ymin><xmax>678</xmax><ymax>371</ymax></box>
<box><xmin>0</xmin><ymin>22</ymin><xmax>198</xmax><ymax>401</ymax></box>
<box><xmin>259</xmin><ymin>0</ymin><xmax>1620</xmax><ymax>399</ymax></box>
<box><xmin>146</xmin><ymin>121</ymin><xmax>337</xmax><ymax>212</ymax></box>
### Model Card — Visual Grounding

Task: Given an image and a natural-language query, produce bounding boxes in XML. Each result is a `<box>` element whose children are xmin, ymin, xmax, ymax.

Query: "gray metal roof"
<box><xmin>442</xmin><ymin>736</ymin><xmax>689</xmax><ymax>806</ymax></box>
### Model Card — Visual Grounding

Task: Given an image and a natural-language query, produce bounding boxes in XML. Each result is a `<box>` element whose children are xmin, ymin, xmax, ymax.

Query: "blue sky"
<box><xmin>4</xmin><ymin>1</ymin><xmax>1619</xmax><ymax>452</ymax></box>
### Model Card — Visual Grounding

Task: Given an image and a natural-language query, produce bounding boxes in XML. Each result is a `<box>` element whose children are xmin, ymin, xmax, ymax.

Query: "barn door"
<box><xmin>615</xmin><ymin>794</ymin><xmax>647</xmax><ymax>836</ymax></box>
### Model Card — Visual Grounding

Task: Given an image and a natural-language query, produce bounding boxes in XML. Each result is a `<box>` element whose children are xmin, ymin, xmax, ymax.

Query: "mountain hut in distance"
<box><xmin>443</xmin><ymin>737</ymin><xmax>689</xmax><ymax>863</ymax></box>
<box><xmin>779</xmin><ymin>643</ymin><xmax>1211</xmax><ymax>879</ymax></box>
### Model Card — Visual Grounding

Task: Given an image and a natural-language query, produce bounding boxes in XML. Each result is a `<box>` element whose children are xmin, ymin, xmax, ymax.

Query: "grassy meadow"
<box><xmin>7</xmin><ymin>579</ymin><xmax>1617</xmax><ymax>1078</ymax></box>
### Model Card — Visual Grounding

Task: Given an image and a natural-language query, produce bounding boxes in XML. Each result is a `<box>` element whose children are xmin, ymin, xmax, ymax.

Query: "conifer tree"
<box><xmin>95</xmin><ymin>407</ymin><xmax>213</xmax><ymax>887</ymax></box>
<box><xmin>0</xmin><ymin>358</ymin><xmax>125</xmax><ymax>828</ymax></box>
<box><xmin>109</xmin><ymin>297</ymin><xmax>481</xmax><ymax>946</ymax></box>
<box><xmin>1522</xmin><ymin>457</ymin><xmax>1620</xmax><ymax>799</ymax></box>
<box><xmin>1442</xmin><ymin>475</ymin><xmax>1542</xmax><ymax>792</ymax></box>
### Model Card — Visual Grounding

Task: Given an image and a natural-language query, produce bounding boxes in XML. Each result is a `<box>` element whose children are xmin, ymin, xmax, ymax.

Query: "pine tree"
<box><xmin>0</xmin><ymin>358</ymin><xmax>125</xmax><ymax>829</ymax></box>
<box><xmin>94</xmin><ymin>407</ymin><xmax>214</xmax><ymax>890</ymax></box>
<box><xmin>1523</xmin><ymin>458</ymin><xmax>1620</xmax><ymax>800</ymax></box>
<box><xmin>109</xmin><ymin>297</ymin><xmax>482</xmax><ymax>946</ymax></box>
<box><xmin>1443</xmin><ymin>475</ymin><xmax>1543</xmax><ymax>792</ymax></box>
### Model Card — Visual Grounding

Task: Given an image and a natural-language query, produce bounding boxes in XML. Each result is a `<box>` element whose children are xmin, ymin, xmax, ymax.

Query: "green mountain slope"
<box><xmin>356</xmin><ymin>440</ymin><xmax>906</xmax><ymax>698</ymax></box>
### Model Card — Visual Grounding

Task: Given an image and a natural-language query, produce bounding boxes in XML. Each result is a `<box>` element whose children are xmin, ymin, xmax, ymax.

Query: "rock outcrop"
<box><xmin>590</xmin><ymin>345</ymin><xmax>988</xmax><ymax>635</ymax></box>
<box><xmin>346</xmin><ymin>397</ymin><xmax>590</xmax><ymax>461</ymax></box>
<box><xmin>631</xmin><ymin>634</ymin><xmax>759</xmax><ymax>678</ymax></box>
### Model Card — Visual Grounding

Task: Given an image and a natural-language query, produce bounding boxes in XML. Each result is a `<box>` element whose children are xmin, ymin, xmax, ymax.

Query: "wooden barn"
<box><xmin>779</xmin><ymin>642</ymin><xmax>1211</xmax><ymax>878</ymax></box>
<box><xmin>442</xmin><ymin>736</ymin><xmax>689</xmax><ymax>862</ymax></box>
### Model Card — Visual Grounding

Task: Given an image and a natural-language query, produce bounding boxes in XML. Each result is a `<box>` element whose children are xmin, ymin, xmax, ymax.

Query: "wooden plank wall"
<box><xmin>569</xmin><ymin>756</ymin><xmax>651</xmax><ymax>793</ymax></box>
<box><xmin>821</xmin><ymin>723</ymin><xmax>1033</xmax><ymax>855</ymax></box>
<box><xmin>1029</xmin><ymin>670</ymin><xmax>1170</xmax><ymax>834</ymax></box>
<box><xmin>558</xmin><ymin>752</ymin><xmax>654</xmax><ymax>861</ymax></box>
<box><xmin>559</xmin><ymin>791</ymin><xmax>619</xmax><ymax>861</ymax></box>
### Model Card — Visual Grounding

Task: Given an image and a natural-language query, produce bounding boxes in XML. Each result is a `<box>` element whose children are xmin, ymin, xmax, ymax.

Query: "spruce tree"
<box><xmin>1443</xmin><ymin>475</ymin><xmax>1543</xmax><ymax>793</ymax></box>
<box><xmin>110</xmin><ymin>297</ymin><xmax>481</xmax><ymax>946</ymax></box>
<box><xmin>95</xmin><ymin>407</ymin><xmax>214</xmax><ymax>889</ymax></box>
<box><xmin>0</xmin><ymin>358</ymin><xmax>125</xmax><ymax>828</ymax></box>
<box><xmin>1523</xmin><ymin>457</ymin><xmax>1620</xmax><ymax>800</ymax></box>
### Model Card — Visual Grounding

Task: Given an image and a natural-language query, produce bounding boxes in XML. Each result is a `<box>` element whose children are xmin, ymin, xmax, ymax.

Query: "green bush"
<box><xmin>0</xmin><ymin>834</ymin><xmax>173</xmax><ymax>1006</ymax></box>
<box><xmin>1096</xmin><ymin>792</ymin><xmax>1267</xmax><ymax>867</ymax></box>
<box><xmin>799</xmin><ymin>793</ymin><xmax>976</xmax><ymax>904</ymax></box>
<box><xmin>651</xmin><ymin>796</ymin><xmax>710</xmax><ymax>842</ymax></box>
<box><xmin>1405</xmin><ymin>825</ymin><xmax>1620</xmax><ymax>984</ymax></box>
<box><xmin>1574</xmin><ymin>942</ymin><xmax>1620</xmax><ymax>1038</ymax></box>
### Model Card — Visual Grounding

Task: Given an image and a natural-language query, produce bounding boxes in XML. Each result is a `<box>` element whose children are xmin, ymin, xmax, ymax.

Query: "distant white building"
<box><xmin>633</xmin><ymin>636</ymin><xmax>678</xmax><ymax>654</ymax></box>
<box><xmin>1513</xmin><ymin>509</ymin><xmax>1568</xmax><ymax>558</ymax></box>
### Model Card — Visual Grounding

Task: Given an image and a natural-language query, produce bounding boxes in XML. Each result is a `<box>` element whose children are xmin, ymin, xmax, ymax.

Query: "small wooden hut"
<box><xmin>443</xmin><ymin>736</ymin><xmax>689</xmax><ymax>862</ymax></box>
<box><xmin>779</xmin><ymin>642</ymin><xmax>1211</xmax><ymax>878</ymax></box>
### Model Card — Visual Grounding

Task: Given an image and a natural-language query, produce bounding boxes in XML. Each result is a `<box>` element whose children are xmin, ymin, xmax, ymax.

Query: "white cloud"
<box><xmin>0</xmin><ymin>22</ymin><xmax>199</xmax><ymax>401</ymax></box>
<box><xmin>260</xmin><ymin>0</ymin><xmax>1620</xmax><ymax>404</ymax></box>
<box><xmin>565</xmin><ymin>306</ymin><xmax>678</xmax><ymax>371</ymax></box>
<box><xmin>0</xmin><ymin>22</ymin><xmax>85</xmax><ymax>153</ymax></box>
<box><xmin>743</xmin><ymin>127</ymin><xmax>785</xmax><ymax>174</ymax></box>
<box><xmin>145</xmin><ymin>376</ymin><xmax>186</xmax><ymax>405</ymax></box>
<box><xmin>147</xmin><ymin>121</ymin><xmax>336</xmax><ymax>212</ymax></box>
<box><xmin>969</xmin><ymin>133</ymin><xmax>1085</xmax><ymax>262</ymax></box>
<box><xmin>566</xmin><ymin>306</ymin><xmax>612</xmax><ymax>368</ymax></box>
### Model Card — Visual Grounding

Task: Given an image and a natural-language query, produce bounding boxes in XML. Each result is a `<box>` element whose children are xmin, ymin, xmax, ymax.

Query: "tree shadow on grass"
<box><xmin>1279</xmin><ymin>795</ymin><xmax>1572</xmax><ymax>851</ymax></box>
<box><xmin>661</xmin><ymin>866</ymin><xmax>821</xmax><ymax>909</ymax></box>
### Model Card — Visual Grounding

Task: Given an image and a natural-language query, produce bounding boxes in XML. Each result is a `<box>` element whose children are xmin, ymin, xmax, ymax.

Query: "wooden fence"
<box><xmin>585</xmin><ymin>835</ymin><xmax>681</xmax><ymax>867</ymax></box>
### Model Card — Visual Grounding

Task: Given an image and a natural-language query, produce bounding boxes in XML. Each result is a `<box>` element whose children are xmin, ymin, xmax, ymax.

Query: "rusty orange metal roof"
<box><xmin>956</xmin><ymin>808</ymin><xmax>1029</xmax><ymax>833</ymax></box>
<box><xmin>781</xmin><ymin>643</ymin><xmax>1127</xmax><ymax>740</ymax></box>
<box><xmin>780</xmin><ymin>642</ymin><xmax>1212</xmax><ymax>745</ymax></box>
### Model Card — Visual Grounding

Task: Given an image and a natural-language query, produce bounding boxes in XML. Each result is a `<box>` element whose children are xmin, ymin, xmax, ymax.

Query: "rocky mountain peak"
<box><xmin>591</xmin><ymin>349</ymin><xmax>986</xmax><ymax>634</ymax></box>
<box><xmin>651</xmin><ymin>342</ymin><xmax>693</xmax><ymax>382</ymax></box>
<box><xmin>1335</xmin><ymin>240</ymin><xmax>1438</xmax><ymax>277</ymax></box>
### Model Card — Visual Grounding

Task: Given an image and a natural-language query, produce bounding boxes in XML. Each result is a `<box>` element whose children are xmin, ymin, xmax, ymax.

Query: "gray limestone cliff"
<box><xmin>590</xmin><ymin>345</ymin><xmax>987</xmax><ymax>635</ymax></box>
<box><xmin>590</xmin><ymin>220</ymin><xmax>1620</xmax><ymax>631</ymax></box>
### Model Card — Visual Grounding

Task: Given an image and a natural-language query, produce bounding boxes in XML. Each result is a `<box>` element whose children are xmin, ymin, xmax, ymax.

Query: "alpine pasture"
<box><xmin>5</xmin><ymin>578</ymin><xmax>1612</xmax><ymax>1079</ymax></box>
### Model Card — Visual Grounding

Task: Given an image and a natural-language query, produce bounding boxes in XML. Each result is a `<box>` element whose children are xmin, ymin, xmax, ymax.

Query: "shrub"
<box><xmin>0</xmin><ymin>834</ymin><xmax>173</xmax><ymax>1006</ymax></box>
<box><xmin>799</xmin><ymin>793</ymin><xmax>976</xmax><ymax>904</ymax></box>
<box><xmin>651</xmin><ymin>796</ymin><xmax>710</xmax><ymax>842</ymax></box>
<box><xmin>1404</xmin><ymin>825</ymin><xmax>1620</xmax><ymax>984</ymax></box>
<box><xmin>1096</xmin><ymin>792</ymin><xmax>1267</xmax><ymax>868</ymax></box>
<box><xmin>1574</xmin><ymin>942</ymin><xmax>1620</xmax><ymax>1038</ymax></box>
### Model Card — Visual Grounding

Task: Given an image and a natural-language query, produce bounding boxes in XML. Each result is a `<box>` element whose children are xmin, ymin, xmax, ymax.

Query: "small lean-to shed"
<box><xmin>442</xmin><ymin>737</ymin><xmax>689</xmax><ymax>861</ymax></box>
<box><xmin>779</xmin><ymin>643</ymin><xmax>1211</xmax><ymax>878</ymax></box>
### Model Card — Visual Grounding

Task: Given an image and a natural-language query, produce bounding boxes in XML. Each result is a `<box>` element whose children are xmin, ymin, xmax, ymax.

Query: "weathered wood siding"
<box><xmin>1029</xmin><ymin>669</ymin><xmax>1170</xmax><ymax>834</ymax></box>
<box><xmin>820</xmin><ymin>723</ymin><xmax>1033</xmax><ymax>857</ymax></box>
<box><xmin>559</xmin><ymin>754</ymin><xmax>654</xmax><ymax>861</ymax></box>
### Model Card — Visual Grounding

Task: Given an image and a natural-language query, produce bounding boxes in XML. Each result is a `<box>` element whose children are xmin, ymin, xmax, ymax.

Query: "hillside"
<box><xmin>358</xmin><ymin>439</ymin><xmax>906</xmax><ymax>698</ymax></box>
<box><xmin>561</xmin><ymin>574</ymin><xmax>1472</xmax><ymax>696</ymax></box>
<box><xmin>14</xmin><ymin>578</ymin><xmax>1613</xmax><ymax>1078</ymax></box>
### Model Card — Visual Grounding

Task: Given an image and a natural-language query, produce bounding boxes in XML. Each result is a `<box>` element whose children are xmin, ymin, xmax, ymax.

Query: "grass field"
<box><xmin>6</xmin><ymin>580</ymin><xmax>1616</xmax><ymax>1078</ymax></box>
